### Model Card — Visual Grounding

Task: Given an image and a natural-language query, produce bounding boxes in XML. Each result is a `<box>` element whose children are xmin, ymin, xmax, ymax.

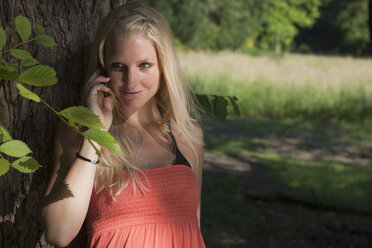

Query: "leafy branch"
<box><xmin>0</xmin><ymin>15</ymin><xmax>122</xmax><ymax>176</ymax></box>
<box><xmin>196</xmin><ymin>94</ymin><xmax>240</xmax><ymax>121</ymax></box>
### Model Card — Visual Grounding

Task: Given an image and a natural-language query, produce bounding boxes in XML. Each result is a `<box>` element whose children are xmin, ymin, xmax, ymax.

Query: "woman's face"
<box><xmin>104</xmin><ymin>32</ymin><xmax>161</xmax><ymax>114</ymax></box>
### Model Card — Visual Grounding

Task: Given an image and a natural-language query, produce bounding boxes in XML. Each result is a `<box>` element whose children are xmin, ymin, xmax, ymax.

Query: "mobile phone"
<box><xmin>98</xmin><ymin>64</ymin><xmax>110</xmax><ymax>97</ymax></box>
<box><xmin>98</xmin><ymin>64</ymin><xmax>108</xmax><ymax>77</ymax></box>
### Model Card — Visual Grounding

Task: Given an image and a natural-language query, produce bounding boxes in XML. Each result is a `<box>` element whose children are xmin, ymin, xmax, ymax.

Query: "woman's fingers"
<box><xmin>88</xmin><ymin>83</ymin><xmax>111</xmax><ymax>100</ymax></box>
<box><xmin>87</xmin><ymin>69</ymin><xmax>101</xmax><ymax>83</ymax></box>
<box><xmin>86</xmin><ymin>76</ymin><xmax>110</xmax><ymax>95</ymax></box>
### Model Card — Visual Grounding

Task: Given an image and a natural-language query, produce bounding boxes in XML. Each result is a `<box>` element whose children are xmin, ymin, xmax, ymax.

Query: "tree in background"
<box><xmin>256</xmin><ymin>0</ymin><xmax>322</xmax><ymax>54</ymax></box>
<box><xmin>148</xmin><ymin>0</ymin><xmax>370</xmax><ymax>55</ymax></box>
<box><xmin>336</xmin><ymin>0</ymin><xmax>370</xmax><ymax>56</ymax></box>
<box><xmin>148</xmin><ymin>0</ymin><xmax>265</xmax><ymax>50</ymax></box>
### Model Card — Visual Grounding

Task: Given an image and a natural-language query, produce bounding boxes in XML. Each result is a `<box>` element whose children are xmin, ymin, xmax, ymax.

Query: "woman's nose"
<box><xmin>122</xmin><ymin>68</ymin><xmax>138</xmax><ymax>89</ymax></box>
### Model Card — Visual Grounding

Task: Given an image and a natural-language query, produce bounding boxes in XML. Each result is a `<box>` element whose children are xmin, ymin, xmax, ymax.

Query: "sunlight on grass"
<box><xmin>180</xmin><ymin>50</ymin><xmax>372</xmax><ymax>123</ymax></box>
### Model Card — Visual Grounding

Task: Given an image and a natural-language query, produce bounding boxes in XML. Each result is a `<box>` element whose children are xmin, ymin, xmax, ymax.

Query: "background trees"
<box><xmin>147</xmin><ymin>0</ymin><xmax>371</xmax><ymax>56</ymax></box>
<box><xmin>296</xmin><ymin>0</ymin><xmax>371</xmax><ymax>55</ymax></box>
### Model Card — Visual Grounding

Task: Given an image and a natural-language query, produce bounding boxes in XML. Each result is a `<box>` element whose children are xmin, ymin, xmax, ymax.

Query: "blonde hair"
<box><xmin>83</xmin><ymin>1</ymin><xmax>201</xmax><ymax>198</ymax></box>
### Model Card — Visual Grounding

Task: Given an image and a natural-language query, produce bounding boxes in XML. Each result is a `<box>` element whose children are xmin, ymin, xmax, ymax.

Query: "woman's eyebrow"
<box><xmin>109</xmin><ymin>58</ymin><xmax>157</xmax><ymax>64</ymax></box>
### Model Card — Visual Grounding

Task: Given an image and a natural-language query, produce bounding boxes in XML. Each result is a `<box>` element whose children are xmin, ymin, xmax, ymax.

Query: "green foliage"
<box><xmin>0</xmin><ymin>125</ymin><xmax>42</xmax><ymax>175</ymax></box>
<box><xmin>16</xmin><ymin>83</ymin><xmax>40</xmax><ymax>102</ymax></box>
<box><xmin>213</xmin><ymin>0</ymin><xmax>265</xmax><ymax>50</ymax></box>
<box><xmin>0</xmin><ymin>140</ymin><xmax>32</xmax><ymax>157</ymax></box>
<box><xmin>15</xmin><ymin>15</ymin><xmax>31</xmax><ymax>42</ymax></box>
<box><xmin>149</xmin><ymin>0</ymin><xmax>369</xmax><ymax>54</ymax></box>
<box><xmin>0</xmin><ymin>126</ymin><xmax>12</xmax><ymax>142</ymax></box>
<box><xmin>18</xmin><ymin>65</ymin><xmax>57</xmax><ymax>86</ymax></box>
<box><xmin>35</xmin><ymin>35</ymin><xmax>57</xmax><ymax>47</ymax></box>
<box><xmin>330</xmin><ymin>0</ymin><xmax>370</xmax><ymax>54</ymax></box>
<box><xmin>0</xmin><ymin>58</ymin><xmax>16</xmax><ymax>71</ymax></box>
<box><xmin>150</xmin><ymin>0</ymin><xmax>265</xmax><ymax>50</ymax></box>
<box><xmin>10</xmin><ymin>48</ymin><xmax>39</xmax><ymax>67</ymax></box>
<box><xmin>83</xmin><ymin>129</ymin><xmax>123</xmax><ymax>155</ymax></box>
<box><xmin>0</xmin><ymin>158</ymin><xmax>10</xmax><ymax>176</ymax></box>
<box><xmin>11</xmin><ymin>156</ymin><xmax>41</xmax><ymax>173</ymax></box>
<box><xmin>196</xmin><ymin>94</ymin><xmax>240</xmax><ymax>121</ymax></box>
<box><xmin>336</xmin><ymin>0</ymin><xmax>369</xmax><ymax>45</ymax></box>
<box><xmin>228</xmin><ymin>96</ymin><xmax>240</xmax><ymax>117</ymax></box>
<box><xmin>0</xmin><ymin>66</ymin><xmax>19</xmax><ymax>81</ymax></box>
<box><xmin>0</xmin><ymin>15</ymin><xmax>123</xmax><ymax>176</ymax></box>
<box><xmin>59</xmin><ymin>106</ymin><xmax>106</xmax><ymax>130</ymax></box>
<box><xmin>257</xmin><ymin>0</ymin><xmax>321</xmax><ymax>52</ymax></box>
<box><xmin>37</xmin><ymin>25</ymin><xmax>45</xmax><ymax>35</ymax></box>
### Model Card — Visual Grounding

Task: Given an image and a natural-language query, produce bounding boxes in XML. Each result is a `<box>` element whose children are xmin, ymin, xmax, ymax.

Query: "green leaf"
<box><xmin>84</xmin><ymin>128</ymin><xmax>123</xmax><ymax>155</ymax></box>
<box><xmin>0</xmin><ymin>27</ymin><xmax>6</xmax><ymax>51</ymax></box>
<box><xmin>9</xmin><ymin>49</ymin><xmax>39</xmax><ymax>67</ymax></box>
<box><xmin>0</xmin><ymin>125</ymin><xmax>13</xmax><ymax>143</ymax></box>
<box><xmin>35</xmin><ymin>35</ymin><xmax>56</xmax><ymax>47</ymax></box>
<box><xmin>0</xmin><ymin>158</ymin><xmax>10</xmax><ymax>176</ymax></box>
<box><xmin>212</xmin><ymin>96</ymin><xmax>228</xmax><ymax>121</ymax></box>
<box><xmin>11</xmin><ymin>156</ymin><xmax>41</xmax><ymax>173</ymax></box>
<box><xmin>196</xmin><ymin>94</ymin><xmax>212</xmax><ymax>114</ymax></box>
<box><xmin>37</xmin><ymin>25</ymin><xmax>45</xmax><ymax>35</ymax></box>
<box><xmin>16</xmin><ymin>83</ymin><xmax>40</xmax><ymax>102</ymax></box>
<box><xmin>10</xmin><ymin>49</ymin><xmax>33</xmax><ymax>60</ymax></box>
<box><xmin>20</xmin><ymin>57</ymin><xmax>39</xmax><ymax>67</ymax></box>
<box><xmin>0</xmin><ymin>140</ymin><xmax>32</xmax><ymax>157</ymax></box>
<box><xmin>59</xmin><ymin>106</ymin><xmax>106</xmax><ymax>130</ymax></box>
<box><xmin>91</xmin><ymin>142</ymin><xmax>101</xmax><ymax>157</ymax></box>
<box><xmin>19</xmin><ymin>65</ymin><xmax>57</xmax><ymax>86</ymax></box>
<box><xmin>0</xmin><ymin>66</ymin><xmax>19</xmax><ymax>81</ymax></box>
<box><xmin>0</xmin><ymin>59</ymin><xmax>16</xmax><ymax>71</ymax></box>
<box><xmin>15</xmin><ymin>15</ymin><xmax>31</xmax><ymax>42</ymax></box>
<box><xmin>228</xmin><ymin>96</ymin><xmax>240</xmax><ymax>117</ymax></box>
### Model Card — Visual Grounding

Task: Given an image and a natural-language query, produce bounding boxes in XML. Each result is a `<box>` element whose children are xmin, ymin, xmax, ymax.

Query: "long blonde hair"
<box><xmin>83</xmin><ymin>1</ymin><xmax>201</xmax><ymax>198</ymax></box>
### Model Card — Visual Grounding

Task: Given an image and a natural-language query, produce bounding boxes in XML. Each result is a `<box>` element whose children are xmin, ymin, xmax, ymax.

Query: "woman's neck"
<box><xmin>119</xmin><ymin>100</ymin><xmax>162</xmax><ymax>129</ymax></box>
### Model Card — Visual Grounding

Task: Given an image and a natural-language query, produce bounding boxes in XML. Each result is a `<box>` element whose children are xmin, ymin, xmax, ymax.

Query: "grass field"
<box><xmin>178</xmin><ymin>51</ymin><xmax>372</xmax><ymax>247</ymax></box>
<box><xmin>179</xmin><ymin>51</ymin><xmax>372</xmax><ymax>124</ymax></box>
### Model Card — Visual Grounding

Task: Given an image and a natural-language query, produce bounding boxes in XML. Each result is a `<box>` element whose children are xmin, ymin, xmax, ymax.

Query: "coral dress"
<box><xmin>86</xmin><ymin>137</ymin><xmax>205</xmax><ymax>248</ymax></box>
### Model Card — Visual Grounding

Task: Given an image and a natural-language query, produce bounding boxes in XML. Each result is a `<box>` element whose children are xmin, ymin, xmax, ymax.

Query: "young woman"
<box><xmin>40</xmin><ymin>2</ymin><xmax>205</xmax><ymax>247</ymax></box>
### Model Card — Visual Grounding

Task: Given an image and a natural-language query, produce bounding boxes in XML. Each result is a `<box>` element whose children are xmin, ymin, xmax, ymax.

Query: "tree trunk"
<box><xmin>0</xmin><ymin>0</ymin><xmax>126</xmax><ymax>247</ymax></box>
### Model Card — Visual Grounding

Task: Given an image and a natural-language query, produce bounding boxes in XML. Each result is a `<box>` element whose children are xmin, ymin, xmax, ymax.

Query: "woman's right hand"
<box><xmin>85</xmin><ymin>69</ymin><xmax>113</xmax><ymax>130</ymax></box>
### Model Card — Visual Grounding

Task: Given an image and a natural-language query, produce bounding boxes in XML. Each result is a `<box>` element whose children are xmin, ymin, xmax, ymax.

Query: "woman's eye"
<box><xmin>140</xmin><ymin>63</ymin><xmax>151</xmax><ymax>69</ymax></box>
<box><xmin>112</xmin><ymin>62</ymin><xmax>124</xmax><ymax>69</ymax></box>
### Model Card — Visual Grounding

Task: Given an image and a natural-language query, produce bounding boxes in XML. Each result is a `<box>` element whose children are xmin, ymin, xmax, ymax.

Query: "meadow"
<box><xmin>179</xmin><ymin>50</ymin><xmax>372</xmax><ymax>247</ymax></box>
<box><xmin>180</xmin><ymin>51</ymin><xmax>372</xmax><ymax>124</ymax></box>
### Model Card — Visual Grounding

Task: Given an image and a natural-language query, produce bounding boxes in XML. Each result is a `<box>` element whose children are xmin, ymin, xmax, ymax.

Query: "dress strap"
<box><xmin>168</xmin><ymin>124</ymin><xmax>192</xmax><ymax>168</ymax></box>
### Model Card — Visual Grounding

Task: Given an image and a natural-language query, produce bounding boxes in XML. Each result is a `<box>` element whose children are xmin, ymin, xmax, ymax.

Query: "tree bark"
<box><xmin>0</xmin><ymin>0</ymin><xmax>126</xmax><ymax>247</ymax></box>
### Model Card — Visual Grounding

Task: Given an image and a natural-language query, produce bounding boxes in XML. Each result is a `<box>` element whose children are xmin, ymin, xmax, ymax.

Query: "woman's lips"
<box><xmin>121</xmin><ymin>89</ymin><xmax>144</xmax><ymax>98</ymax></box>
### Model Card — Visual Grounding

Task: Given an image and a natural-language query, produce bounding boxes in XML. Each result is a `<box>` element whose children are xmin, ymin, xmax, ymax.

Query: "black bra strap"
<box><xmin>168</xmin><ymin>125</ymin><xmax>192</xmax><ymax>168</ymax></box>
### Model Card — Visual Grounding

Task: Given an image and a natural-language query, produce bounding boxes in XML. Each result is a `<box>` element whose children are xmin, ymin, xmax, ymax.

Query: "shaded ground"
<box><xmin>200</xmin><ymin>118</ymin><xmax>372</xmax><ymax>248</ymax></box>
